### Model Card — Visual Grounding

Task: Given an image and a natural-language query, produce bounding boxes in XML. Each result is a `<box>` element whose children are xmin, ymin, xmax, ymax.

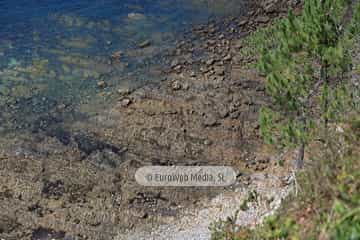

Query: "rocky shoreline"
<box><xmin>0</xmin><ymin>1</ymin><xmax>302</xmax><ymax>239</ymax></box>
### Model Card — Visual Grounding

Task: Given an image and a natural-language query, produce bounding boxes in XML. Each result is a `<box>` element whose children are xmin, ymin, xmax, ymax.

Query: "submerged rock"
<box><xmin>74</xmin><ymin>133</ymin><xmax>123</xmax><ymax>156</ymax></box>
<box><xmin>120</xmin><ymin>98</ymin><xmax>132</xmax><ymax>107</ymax></box>
<box><xmin>128</xmin><ymin>12</ymin><xmax>146</xmax><ymax>20</ymax></box>
<box><xmin>117</xmin><ymin>88</ymin><xmax>131</xmax><ymax>96</ymax></box>
<box><xmin>138</xmin><ymin>40</ymin><xmax>151</xmax><ymax>48</ymax></box>
<box><xmin>170</xmin><ymin>59</ymin><xmax>180</xmax><ymax>68</ymax></box>
<box><xmin>97</xmin><ymin>80</ymin><xmax>107</xmax><ymax>88</ymax></box>
<box><xmin>111</xmin><ymin>50</ymin><xmax>123</xmax><ymax>60</ymax></box>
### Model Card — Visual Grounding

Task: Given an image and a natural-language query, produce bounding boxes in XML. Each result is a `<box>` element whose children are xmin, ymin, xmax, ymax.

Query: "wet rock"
<box><xmin>176</xmin><ymin>48</ymin><xmax>182</xmax><ymax>55</ymax></box>
<box><xmin>138</xmin><ymin>40</ymin><xmax>151</xmax><ymax>48</ymax></box>
<box><xmin>132</xmin><ymin>210</ymin><xmax>149</xmax><ymax>219</ymax></box>
<box><xmin>223</xmin><ymin>54</ymin><xmax>232</xmax><ymax>61</ymax></box>
<box><xmin>31</xmin><ymin>114</ymin><xmax>63</xmax><ymax>133</ymax></box>
<box><xmin>174</xmin><ymin>65</ymin><xmax>182</xmax><ymax>72</ymax></box>
<box><xmin>230</xmin><ymin>111</ymin><xmax>241</xmax><ymax>119</ymax></box>
<box><xmin>170</xmin><ymin>59</ymin><xmax>179</xmax><ymax>68</ymax></box>
<box><xmin>241</xmin><ymin>80</ymin><xmax>263</xmax><ymax>89</ymax></box>
<box><xmin>66</xmin><ymin>183</ymin><xmax>93</xmax><ymax>204</ymax></box>
<box><xmin>209</xmin><ymin>26</ymin><xmax>217</xmax><ymax>34</ymax></box>
<box><xmin>171</xmin><ymin>81</ymin><xmax>182</xmax><ymax>91</ymax></box>
<box><xmin>117</xmin><ymin>88</ymin><xmax>131</xmax><ymax>96</ymax></box>
<box><xmin>256</xmin><ymin>16</ymin><xmax>270</xmax><ymax>23</ymax></box>
<box><xmin>256</xmin><ymin>85</ymin><xmax>266</xmax><ymax>92</ymax></box>
<box><xmin>203</xmin><ymin>139</ymin><xmax>213</xmax><ymax>146</ymax></box>
<box><xmin>42</xmin><ymin>179</ymin><xmax>65</xmax><ymax>199</ymax></box>
<box><xmin>239</xmin><ymin>20</ymin><xmax>248</xmax><ymax>26</ymax></box>
<box><xmin>212</xmin><ymin>75</ymin><xmax>225</xmax><ymax>84</ymax></box>
<box><xmin>200</xmin><ymin>66</ymin><xmax>210</xmax><ymax>73</ymax></box>
<box><xmin>88</xmin><ymin>149</ymin><xmax>123</xmax><ymax>169</ymax></box>
<box><xmin>234</xmin><ymin>42</ymin><xmax>243</xmax><ymax>50</ymax></box>
<box><xmin>263</xmin><ymin>0</ymin><xmax>279</xmax><ymax>13</ymax></box>
<box><xmin>0</xmin><ymin>214</ymin><xmax>19</xmax><ymax>234</ymax></box>
<box><xmin>129</xmin><ymin>192</ymin><xmax>167</xmax><ymax>208</ymax></box>
<box><xmin>218</xmin><ymin>107</ymin><xmax>229</xmax><ymax>119</ymax></box>
<box><xmin>97</xmin><ymin>80</ymin><xmax>107</xmax><ymax>89</ymax></box>
<box><xmin>120</xmin><ymin>98</ymin><xmax>132</xmax><ymax>107</ymax></box>
<box><xmin>111</xmin><ymin>50</ymin><xmax>123</xmax><ymax>60</ymax></box>
<box><xmin>0</xmin><ymin>187</ymin><xmax>13</xmax><ymax>199</ymax></box>
<box><xmin>207</xmin><ymin>70</ymin><xmax>215</xmax><ymax>77</ymax></box>
<box><xmin>289</xmin><ymin>0</ymin><xmax>302</xmax><ymax>7</ymax></box>
<box><xmin>46</xmin><ymin>127</ymin><xmax>71</xmax><ymax>145</ymax></box>
<box><xmin>265</xmin><ymin>4</ymin><xmax>277</xmax><ymax>13</ymax></box>
<box><xmin>74</xmin><ymin>133</ymin><xmax>123</xmax><ymax>156</ymax></box>
<box><xmin>207</xmin><ymin>39</ymin><xmax>216</xmax><ymax>45</ymax></box>
<box><xmin>128</xmin><ymin>13</ymin><xmax>146</xmax><ymax>21</ymax></box>
<box><xmin>182</xmin><ymin>82</ymin><xmax>190</xmax><ymax>90</ymax></box>
<box><xmin>31</xmin><ymin>227</ymin><xmax>65</xmax><ymax>240</ymax></box>
<box><xmin>56</xmin><ymin>103</ymin><xmax>67</xmax><ymax>111</ymax></box>
<box><xmin>203</xmin><ymin>113</ymin><xmax>218</xmax><ymax>127</ymax></box>
<box><xmin>214</xmin><ymin>66</ymin><xmax>225</xmax><ymax>76</ymax></box>
<box><xmin>206</xmin><ymin>58</ymin><xmax>215</xmax><ymax>66</ymax></box>
<box><xmin>184</xmin><ymin>55</ymin><xmax>193</xmax><ymax>64</ymax></box>
<box><xmin>28</xmin><ymin>203</ymin><xmax>45</xmax><ymax>217</ymax></box>
<box><xmin>229</xmin><ymin>27</ymin><xmax>236</xmax><ymax>33</ymax></box>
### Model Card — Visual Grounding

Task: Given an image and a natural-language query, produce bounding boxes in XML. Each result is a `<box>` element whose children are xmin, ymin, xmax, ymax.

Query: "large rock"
<box><xmin>0</xmin><ymin>214</ymin><xmax>18</xmax><ymax>234</ymax></box>
<box><xmin>203</xmin><ymin>113</ymin><xmax>218</xmax><ymax>127</ymax></box>
<box><xmin>128</xmin><ymin>13</ymin><xmax>146</xmax><ymax>20</ymax></box>
<box><xmin>262</xmin><ymin>0</ymin><xmax>280</xmax><ymax>13</ymax></box>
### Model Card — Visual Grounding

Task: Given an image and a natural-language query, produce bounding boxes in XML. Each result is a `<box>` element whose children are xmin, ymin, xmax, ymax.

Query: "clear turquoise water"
<box><xmin>0</xmin><ymin>0</ymin><xmax>245</xmax><ymax>132</ymax></box>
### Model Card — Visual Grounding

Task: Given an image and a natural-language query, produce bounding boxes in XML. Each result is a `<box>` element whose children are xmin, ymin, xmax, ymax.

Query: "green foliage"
<box><xmin>351</xmin><ymin>118</ymin><xmax>360</xmax><ymax>139</ymax></box>
<box><xmin>255</xmin><ymin>215</ymin><xmax>300</xmax><ymax>240</ymax></box>
<box><xmin>327</xmin><ymin>201</ymin><xmax>360</xmax><ymax>240</ymax></box>
<box><xmin>258</xmin><ymin>0</ymin><xmax>357</xmax><ymax>162</ymax></box>
<box><xmin>320</xmin><ymin>83</ymin><xmax>356</xmax><ymax>122</ymax></box>
<box><xmin>260</xmin><ymin>101</ymin><xmax>314</xmax><ymax>149</ymax></box>
<box><xmin>348</xmin><ymin>2</ymin><xmax>360</xmax><ymax>36</ymax></box>
<box><xmin>210</xmin><ymin>127</ymin><xmax>360</xmax><ymax>239</ymax></box>
<box><xmin>322</xmin><ymin>152</ymin><xmax>360</xmax><ymax>240</ymax></box>
<box><xmin>210</xmin><ymin>214</ymin><xmax>301</xmax><ymax>240</ymax></box>
<box><xmin>237</xmin><ymin>19</ymin><xmax>281</xmax><ymax>68</ymax></box>
<box><xmin>210</xmin><ymin>220</ymin><xmax>230</xmax><ymax>240</ymax></box>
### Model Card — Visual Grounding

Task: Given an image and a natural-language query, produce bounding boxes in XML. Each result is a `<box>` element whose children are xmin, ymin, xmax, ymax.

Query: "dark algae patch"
<box><xmin>31</xmin><ymin>227</ymin><xmax>65</xmax><ymax>240</ymax></box>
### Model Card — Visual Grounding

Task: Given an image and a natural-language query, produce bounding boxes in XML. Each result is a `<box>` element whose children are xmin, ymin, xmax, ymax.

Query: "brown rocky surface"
<box><xmin>0</xmin><ymin>1</ymin><xmax>302</xmax><ymax>239</ymax></box>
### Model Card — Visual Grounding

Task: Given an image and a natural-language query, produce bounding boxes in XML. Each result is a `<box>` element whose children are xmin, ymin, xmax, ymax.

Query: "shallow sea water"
<box><xmin>0</xmin><ymin>0</ymin><xmax>246</xmax><ymax>133</ymax></box>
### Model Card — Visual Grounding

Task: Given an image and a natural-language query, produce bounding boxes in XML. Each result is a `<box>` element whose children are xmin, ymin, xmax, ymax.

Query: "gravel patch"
<box><xmin>116</xmin><ymin>173</ymin><xmax>293</xmax><ymax>240</ymax></box>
